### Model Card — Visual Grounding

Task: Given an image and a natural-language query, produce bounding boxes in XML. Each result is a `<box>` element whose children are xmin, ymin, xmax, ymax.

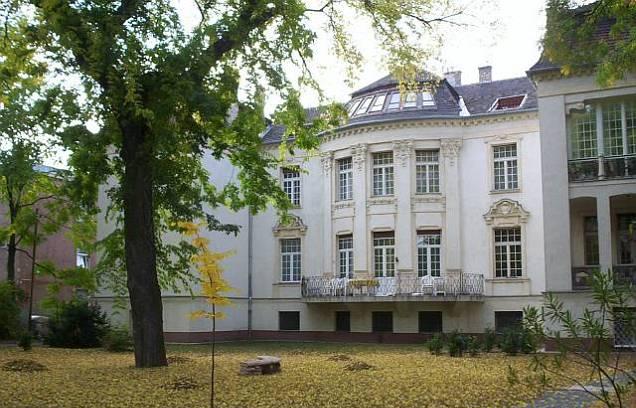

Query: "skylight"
<box><xmin>354</xmin><ymin>96</ymin><xmax>373</xmax><ymax>115</ymax></box>
<box><xmin>491</xmin><ymin>94</ymin><xmax>526</xmax><ymax>111</ymax></box>
<box><xmin>368</xmin><ymin>93</ymin><xmax>387</xmax><ymax>112</ymax></box>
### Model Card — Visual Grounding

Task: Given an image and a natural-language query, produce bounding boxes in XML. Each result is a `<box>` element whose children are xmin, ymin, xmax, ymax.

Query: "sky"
<box><xmin>173</xmin><ymin>0</ymin><xmax>548</xmax><ymax>110</ymax></box>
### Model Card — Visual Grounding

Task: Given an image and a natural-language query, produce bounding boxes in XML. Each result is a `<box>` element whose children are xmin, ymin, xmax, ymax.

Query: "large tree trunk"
<box><xmin>121</xmin><ymin>119</ymin><xmax>167</xmax><ymax>368</ymax></box>
<box><xmin>6</xmin><ymin>233</ymin><xmax>16</xmax><ymax>282</ymax></box>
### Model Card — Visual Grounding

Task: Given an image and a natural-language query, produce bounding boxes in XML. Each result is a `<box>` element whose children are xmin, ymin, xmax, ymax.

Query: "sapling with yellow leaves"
<box><xmin>179</xmin><ymin>221</ymin><xmax>235</xmax><ymax>408</ymax></box>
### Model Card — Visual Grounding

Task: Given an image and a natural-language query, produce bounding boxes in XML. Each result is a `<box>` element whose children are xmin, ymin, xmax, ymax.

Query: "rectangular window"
<box><xmin>373</xmin><ymin>232</ymin><xmax>395</xmax><ymax>277</ymax></box>
<box><xmin>347</xmin><ymin>99</ymin><xmax>361</xmax><ymax>116</ymax></box>
<box><xmin>418</xmin><ymin>311</ymin><xmax>443</xmax><ymax>333</ymax></box>
<box><xmin>569</xmin><ymin>109</ymin><xmax>598</xmax><ymax>159</ymax></box>
<box><xmin>494</xmin><ymin>227</ymin><xmax>522</xmax><ymax>278</ymax></box>
<box><xmin>372</xmin><ymin>152</ymin><xmax>394</xmax><ymax>196</ymax></box>
<box><xmin>337</xmin><ymin>158</ymin><xmax>353</xmax><ymax>201</ymax></box>
<box><xmin>354</xmin><ymin>96</ymin><xmax>373</xmax><ymax>116</ymax></box>
<box><xmin>493</xmin><ymin>144</ymin><xmax>518</xmax><ymax>191</ymax></box>
<box><xmin>279</xmin><ymin>311</ymin><xmax>300</xmax><ymax>331</ymax></box>
<box><xmin>338</xmin><ymin>235</ymin><xmax>354</xmax><ymax>278</ymax></box>
<box><xmin>281</xmin><ymin>238</ymin><xmax>301</xmax><ymax>282</ymax></box>
<box><xmin>627</xmin><ymin>102</ymin><xmax>636</xmax><ymax>154</ymax></box>
<box><xmin>335</xmin><ymin>311</ymin><xmax>351</xmax><ymax>332</ymax></box>
<box><xmin>584</xmin><ymin>216</ymin><xmax>599</xmax><ymax>266</ymax></box>
<box><xmin>368</xmin><ymin>93</ymin><xmax>387</xmax><ymax>112</ymax></box>
<box><xmin>417</xmin><ymin>231</ymin><xmax>441</xmax><ymax>277</ymax></box>
<box><xmin>618</xmin><ymin>214</ymin><xmax>636</xmax><ymax>265</ymax></box>
<box><xmin>372</xmin><ymin>311</ymin><xmax>393</xmax><ymax>332</ymax></box>
<box><xmin>282</xmin><ymin>167</ymin><xmax>301</xmax><ymax>206</ymax></box>
<box><xmin>76</xmin><ymin>250</ymin><xmax>89</xmax><ymax>269</ymax></box>
<box><xmin>495</xmin><ymin>311</ymin><xmax>523</xmax><ymax>333</ymax></box>
<box><xmin>603</xmin><ymin>103</ymin><xmax>624</xmax><ymax>156</ymax></box>
<box><xmin>403</xmin><ymin>92</ymin><xmax>417</xmax><ymax>108</ymax></box>
<box><xmin>415</xmin><ymin>150</ymin><xmax>440</xmax><ymax>194</ymax></box>
<box><xmin>421</xmin><ymin>91</ymin><xmax>435</xmax><ymax>107</ymax></box>
<box><xmin>387</xmin><ymin>92</ymin><xmax>401</xmax><ymax>110</ymax></box>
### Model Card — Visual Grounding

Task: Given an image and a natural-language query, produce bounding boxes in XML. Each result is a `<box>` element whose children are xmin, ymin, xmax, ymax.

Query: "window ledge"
<box><xmin>490</xmin><ymin>188</ymin><xmax>521</xmax><ymax>195</ymax></box>
<box><xmin>274</xmin><ymin>281</ymin><xmax>301</xmax><ymax>286</ymax></box>
<box><xmin>486</xmin><ymin>277</ymin><xmax>530</xmax><ymax>283</ymax></box>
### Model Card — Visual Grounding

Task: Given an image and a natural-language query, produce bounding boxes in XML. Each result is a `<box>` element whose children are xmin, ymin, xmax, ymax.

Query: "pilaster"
<box><xmin>321</xmin><ymin>152</ymin><xmax>334</xmax><ymax>276</ymax></box>
<box><xmin>394</xmin><ymin>139</ymin><xmax>413</xmax><ymax>274</ymax></box>
<box><xmin>441</xmin><ymin>138</ymin><xmax>463</xmax><ymax>272</ymax></box>
<box><xmin>351</xmin><ymin>143</ymin><xmax>368</xmax><ymax>275</ymax></box>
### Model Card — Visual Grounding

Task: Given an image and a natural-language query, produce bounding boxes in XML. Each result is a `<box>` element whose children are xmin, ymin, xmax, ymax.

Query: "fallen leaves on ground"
<box><xmin>0</xmin><ymin>342</ymin><xmax>631</xmax><ymax>408</ymax></box>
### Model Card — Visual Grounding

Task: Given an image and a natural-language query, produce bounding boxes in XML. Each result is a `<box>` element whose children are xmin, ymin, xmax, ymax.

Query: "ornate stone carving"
<box><xmin>272</xmin><ymin>214</ymin><xmax>307</xmax><ymax>236</ymax></box>
<box><xmin>366</xmin><ymin>197</ymin><xmax>397</xmax><ymax>208</ymax></box>
<box><xmin>393</xmin><ymin>139</ymin><xmax>413</xmax><ymax>167</ymax></box>
<box><xmin>483</xmin><ymin>199</ymin><xmax>530</xmax><ymax>226</ymax></box>
<box><xmin>332</xmin><ymin>201</ymin><xmax>355</xmax><ymax>211</ymax></box>
<box><xmin>440</xmin><ymin>138</ymin><xmax>462</xmax><ymax>165</ymax></box>
<box><xmin>320</xmin><ymin>151</ymin><xmax>333</xmax><ymax>174</ymax></box>
<box><xmin>351</xmin><ymin>143</ymin><xmax>368</xmax><ymax>170</ymax></box>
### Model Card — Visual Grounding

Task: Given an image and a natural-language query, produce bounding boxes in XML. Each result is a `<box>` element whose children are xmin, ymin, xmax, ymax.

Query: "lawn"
<box><xmin>0</xmin><ymin>342</ymin><xmax>630</xmax><ymax>408</ymax></box>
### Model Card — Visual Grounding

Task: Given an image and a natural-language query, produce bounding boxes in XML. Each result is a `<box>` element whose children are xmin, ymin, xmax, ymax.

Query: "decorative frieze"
<box><xmin>320</xmin><ymin>151</ymin><xmax>333</xmax><ymax>175</ymax></box>
<box><xmin>392</xmin><ymin>139</ymin><xmax>413</xmax><ymax>167</ymax></box>
<box><xmin>366</xmin><ymin>196</ymin><xmax>397</xmax><ymax>208</ymax></box>
<box><xmin>483</xmin><ymin>199</ymin><xmax>530</xmax><ymax>226</ymax></box>
<box><xmin>351</xmin><ymin>143</ymin><xmax>368</xmax><ymax>170</ymax></box>
<box><xmin>332</xmin><ymin>201</ymin><xmax>355</xmax><ymax>211</ymax></box>
<box><xmin>440</xmin><ymin>139</ymin><xmax>462</xmax><ymax>165</ymax></box>
<box><xmin>272</xmin><ymin>214</ymin><xmax>308</xmax><ymax>236</ymax></box>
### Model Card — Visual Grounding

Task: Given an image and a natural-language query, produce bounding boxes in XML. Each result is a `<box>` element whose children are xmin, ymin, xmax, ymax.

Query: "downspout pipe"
<box><xmin>247</xmin><ymin>207</ymin><xmax>253</xmax><ymax>339</ymax></box>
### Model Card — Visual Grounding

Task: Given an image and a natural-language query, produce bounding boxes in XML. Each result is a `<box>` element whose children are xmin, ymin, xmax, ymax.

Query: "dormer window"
<box><xmin>422</xmin><ymin>91</ymin><xmax>435</xmax><ymax>107</ymax></box>
<box><xmin>403</xmin><ymin>92</ymin><xmax>417</xmax><ymax>108</ymax></box>
<box><xmin>369</xmin><ymin>93</ymin><xmax>387</xmax><ymax>112</ymax></box>
<box><xmin>490</xmin><ymin>94</ymin><xmax>526</xmax><ymax>111</ymax></box>
<box><xmin>354</xmin><ymin>96</ymin><xmax>374</xmax><ymax>116</ymax></box>
<box><xmin>387</xmin><ymin>92</ymin><xmax>401</xmax><ymax>110</ymax></box>
<box><xmin>347</xmin><ymin>99</ymin><xmax>361</xmax><ymax>115</ymax></box>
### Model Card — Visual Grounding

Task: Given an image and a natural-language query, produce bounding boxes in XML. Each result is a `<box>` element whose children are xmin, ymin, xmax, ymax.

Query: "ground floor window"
<box><xmin>372</xmin><ymin>311</ymin><xmax>393</xmax><ymax>332</ymax></box>
<box><xmin>494</xmin><ymin>311</ymin><xmax>523</xmax><ymax>333</ymax></box>
<box><xmin>279</xmin><ymin>311</ymin><xmax>300</xmax><ymax>331</ymax></box>
<box><xmin>335</xmin><ymin>311</ymin><xmax>351</xmax><ymax>332</ymax></box>
<box><xmin>418</xmin><ymin>311</ymin><xmax>443</xmax><ymax>333</ymax></box>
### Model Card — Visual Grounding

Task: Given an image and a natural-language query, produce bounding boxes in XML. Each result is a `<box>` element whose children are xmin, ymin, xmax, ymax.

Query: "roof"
<box><xmin>455</xmin><ymin>77</ymin><xmax>537</xmax><ymax>114</ymax></box>
<box><xmin>261</xmin><ymin>75</ymin><xmax>537</xmax><ymax>144</ymax></box>
<box><xmin>352</xmin><ymin>71</ymin><xmax>439</xmax><ymax>97</ymax></box>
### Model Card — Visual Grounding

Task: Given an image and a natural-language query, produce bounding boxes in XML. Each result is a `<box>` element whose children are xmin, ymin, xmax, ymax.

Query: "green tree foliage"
<box><xmin>44</xmin><ymin>299</ymin><xmax>109</xmax><ymax>348</ymax></box>
<box><xmin>5</xmin><ymin>0</ymin><xmax>467</xmax><ymax>367</ymax></box>
<box><xmin>543</xmin><ymin>0</ymin><xmax>636</xmax><ymax>86</ymax></box>
<box><xmin>523</xmin><ymin>271</ymin><xmax>636</xmax><ymax>408</ymax></box>
<box><xmin>0</xmin><ymin>281</ymin><xmax>24</xmax><ymax>339</ymax></box>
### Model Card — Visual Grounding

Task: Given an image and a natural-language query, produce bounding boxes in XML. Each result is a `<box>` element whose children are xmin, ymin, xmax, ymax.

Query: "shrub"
<box><xmin>103</xmin><ymin>326</ymin><xmax>133</xmax><ymax>352</ymax></box>
<box><xmin>467</xmin><ymin>336</ymin><xmax>481</xmax><ymax>356</ymax></box>
<box><xmin>18</xmin><ymin>332</ymin><xmax>32</xmax><ymax>351</ymax></box>
<box><xmin>426</xmin><ymin>334</ymin><xmax>445</xmax><ymax>355</ymax></box>
<box><xmin>45</xmin><ymin>300</ymin><xmax>108</xmax><ymax>348</ymax></box>
<box><xmin>447</xmin><ymin>330</ymin><xmax>468</xmax><ymax>357</ymax></box>
<box><xmin>0</xmin><ymin>282</ymin><xmax>24</xmax><ymax>340</ymax></box>
<box><xmin>483</xmin><ymin>327</ymin><xmax>497</xmax><ymax>352</ymax></box>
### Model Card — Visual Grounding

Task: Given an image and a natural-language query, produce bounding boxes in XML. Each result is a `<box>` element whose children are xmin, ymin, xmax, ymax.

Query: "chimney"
<box><xmin>478</xmin><ymin>66</ymin><xmax>492</xmax><ymax>83</ymax></box>
<box><xmin>444</xmin><ymin>71</ymin><xmax>462</xmax><ymax>87</ymax></box>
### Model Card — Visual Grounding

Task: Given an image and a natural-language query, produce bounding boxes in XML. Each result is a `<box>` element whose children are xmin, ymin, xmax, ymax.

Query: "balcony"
<box><xmin>301</xmin><ymin>273</ymin><xmax>484</xmax><ymax>302</ymax></box>
<box><xmin>568</xmin><ymin>155</ymin><xmax>636</xmax><ymax>183</ymax></box>
<box><xmin>571</xmin><ymin>265</ymin><xmax>636</xmax><ymax>290</ymax></box>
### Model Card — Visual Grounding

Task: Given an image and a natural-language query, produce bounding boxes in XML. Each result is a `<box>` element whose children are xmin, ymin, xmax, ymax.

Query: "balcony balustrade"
<box><xmin>568</xmin><ymin>155</ymin><xmax>636</xmax><ymax>183</ymax></box>
<box><xmin>301</xmin><ymin>273</ymin><xmax>484</xmax><ymax>301</ymax></box>
<box><xmin>571</xmin><ymin>265</ymin><xmax>636</xmax><ymax>290</ymax></box>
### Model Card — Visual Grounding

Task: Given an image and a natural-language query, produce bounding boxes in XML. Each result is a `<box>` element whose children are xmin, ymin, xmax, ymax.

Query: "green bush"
<box><xmin>467</xmin><ymin>336</ymin><xmax>481</xmax><ymax>356</ymax></box>
<box><xmin>499</xmin><ymin>326</ymin><xmax>537</xmax><ymax>355</ymax></box>
<box><xmin>447</xmin><ymin>330</ymin><xmax>468</xmax><ymax>357</ymax></box>
<box><xmin>0</xmin><ymin>282</ymin><xmax>24</xmax><ymax>340</ymax></box>
<box><xmin>426</xmin><ymin>334</ymin><xmax>445</xmax><ymax>355</ymax></box>
<box><xmin>103</xmin><ymin>326</ymin><xmax>133</xmax><ymax>352</ymax></box>
<box><xmin>44</xmin><ymin>300</ymin><xmax>108</xmax><ymax>348</ymax></box>
<box><xmin>483</xmin><ymin>327</ymin><xmax>497</xmax><ymax>352</ymax></box>
<box><xmin>18</xmin><ymin>332</ymin><xmax>32</xmax><ymax>351</ymax></box>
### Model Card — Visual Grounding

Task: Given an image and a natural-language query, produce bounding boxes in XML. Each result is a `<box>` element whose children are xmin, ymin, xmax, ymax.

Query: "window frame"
<box><xmin>372</xmin><ymin>311</ymin><xmax>393</xmax><ymax>333</ymax></box>
<box><xmin>282</xmin><ymin>166</ymin><xmax>301</xmax><ymax>207</ymax></box>
<box><xmin>584</xmin><ymin>216</ymin><xmax>599</xmax><ymax>266</ymax></box>
<box><xmin>372</xmin><ymin>151</ymin><xmax>394</xmax><ymax>196</ymax></box>
<box><xmin>368</xmin><ymin>93</ymin><xmax>387</xmax><ymax>113</ymax></box>
<box><xmin>418</xmin><ymin>311</ymin><xmax>443</xmax><ymax>333</ymax></box>
<box><xmin>354</xmin><ymin>95</ymin><xmax>374</xmax><ymax>116</ymax></box>
<box><xmin>76</xmin><ymin>249</ymin><xmax>90</xmax><ymax>269</ymax></box>
<box><xmin>493</xmin><ymin>227</ymin><xmax>523</xmax><ymax>278</ymax></box>
<box><xmin>492</xmin><ymin>143</ymin><xmax>519</xmax><ymax>192</ymax></box>
<box><xmin>335</xmin><ymin>311</ymin><xmax>351</xmax><ymax>332</ymax></box>
<box><xmin>279</xmin><ymin>311</ymin><xmax>300</xmax><ymax>331</ymax></box>
<box><xmin>337</xmin><ymin>157</ymin><xmax>353</xmax><ymax>201</ymax></box>
<box><xmin>415</xmin><ymin>150</ymin><xmax>440</xmax><ymax>194</ymax></box>
<box><xmin>373</xmin><ymin>232</ymin><xmax>395</xmax><ymax>277</ymax></box>
<box><xmin>280</xmin><ymin>238</ymin><xmax>302</xmax><ymax>282</ymax></box>
<box><xmin>338</xmin><ymin>234</ymin><xmax>354</xmax><ymax>278</ymax></box>
<box><xmin>417</xmin><ymin>231</ymin><xmax>442</xmax><ymax>277</ymax></box>
<box><xmin>494</xmin><ymin>311</ymin><xmax>523</xmax><ymax>333</ymax></box>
